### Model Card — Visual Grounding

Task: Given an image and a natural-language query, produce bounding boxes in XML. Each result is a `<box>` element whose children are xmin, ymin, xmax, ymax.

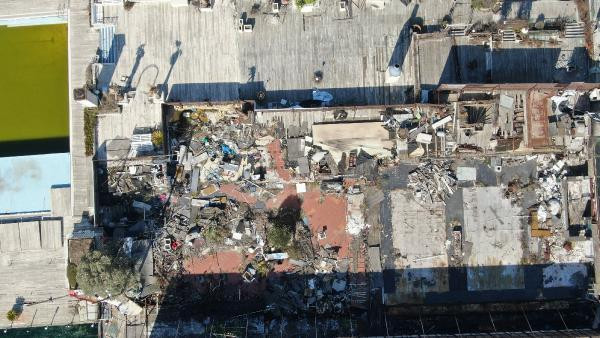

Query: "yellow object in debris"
<box><xmin>191</xmin><ymin>111</ymin><xmax>209</xmax><ymax>123</ymax></box>
<box><xmin>530</xmin><ymin>211</ymin><xmax>551</xmax><ymax>237</ymax></box>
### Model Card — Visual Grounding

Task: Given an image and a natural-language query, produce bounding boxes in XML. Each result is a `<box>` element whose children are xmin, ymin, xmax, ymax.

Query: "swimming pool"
<box><xmin>0</xmin><ymin>23</ymin><xmax>69</xmax><ymax>156</ymax></box>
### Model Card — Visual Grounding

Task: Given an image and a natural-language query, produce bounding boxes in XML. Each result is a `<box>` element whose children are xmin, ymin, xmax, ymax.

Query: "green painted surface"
<box><xmin>0</xmin><ymin>24</ymin><xmax>69</xmax><ymax>143</ymax></box>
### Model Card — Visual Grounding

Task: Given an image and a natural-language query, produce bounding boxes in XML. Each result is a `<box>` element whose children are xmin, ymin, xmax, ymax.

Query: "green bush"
<box><xmin>76</xmin><ymin>249</ymin><xmax>139</xmax><ymax>298</ymax></box>
<box><xmin>203</xmin><ymin>224</ymin><xmax>229</xmax><ymax>245</ymax></box>
<box><xmin>151</xmin><ymin>130</ymin><xmax>163</xmax><ymax>148</ymax></box>
<box><xmin>296</xmin><ymin>0</ymin><xmax>316</xmax><ymax>7</ymax></box>
<box><xmin>267</xmin><ymin>225</ymin><xmax>292</xmax><ymax>249</ymax></box>
<box><xmin>84</xmin><ymin>108</ymin><xmax>98</xmax><ymax>156</ymax></box>
<box><xmin>67</xmin><ymin>263</ymin><xmax>78</xmax><ymax>289</ymax></box>
<box><xmin>255</xmin><ymin>260</ymin><xmax>269</xmax><ymax>278</ymax></box>
<box><xmin>6</xmin><ymin>309</ymin><xmax>18</xmax><ymax>322</ymax></box>
<box><xmin>471</xmin><ymin>0</ymin><xmax>494</xmax><ymax>10</ymax></box>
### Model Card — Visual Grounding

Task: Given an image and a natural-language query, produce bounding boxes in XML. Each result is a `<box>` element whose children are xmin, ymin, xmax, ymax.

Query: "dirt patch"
<box><xmin>219</xmin><ymin>183</ymin><xmax>258</xmax><ymax>205</ymax></box>
<box><xmin>301</xmin><ymin>191</ymin><xmax>351</xmax><ymax>259</ymax></box>
<box><xmin>267</xmin><ymin>139</ymin><xmax>292</xmax><ymax>181</ymax></box>
<box><xmin>184</xmin><ymin>250</ymin><xmax>244</xmax><ymax>274</ymax></box>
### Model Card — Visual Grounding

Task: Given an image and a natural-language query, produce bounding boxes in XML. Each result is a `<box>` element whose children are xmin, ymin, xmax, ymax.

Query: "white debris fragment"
<box><xmin>264</xmin><ymin>252</ymin><xmax>289</xmax><ymax>261</ymax></box>
<box><xmin>346</xmin><ymin>193</ymin><xmax>369</xmax><ymax>235</ymax></box>
<box><xmin>547</xmin><ymin>198</ymin><xmax>561</xmax><ymax>216</ymax></box>
<box><xmin>296</xmin><ymin>183</ymin><xmax>307</xmax><ymax>194</ymax></box>
<box><xmin>537</xmin><ymin>204</ymin><xmax>548</xmax><ymax>222</ymax></box>
<box><xmin>456</xmin><ymin>167</ymin><xmax>476</xmax><ymax>181</ymax></box>
<box><xmin>346</xmin><ymin>214</ymin><xmax>369</xmax><ymax>235</ymax></box>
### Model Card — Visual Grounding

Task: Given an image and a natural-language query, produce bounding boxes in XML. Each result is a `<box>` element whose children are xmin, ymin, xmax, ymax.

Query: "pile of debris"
<box><xmin>407</xmin><ymin>160</ymin><xmax>457</xmax><ymax>205</ymax></box>
<box><xmin>264</xmin><ymin>241</ymin><xmax>353</xmax><ymax>315</ymax></box>
<box><xmin>535</xmin><ymin>154</ymin><xmax>566</xmax><ymax>224</ymax></box>
<box><xmin>268</xmin><ymin>273</ymin><xmax>349</xmax><ymax>315</ymax></box>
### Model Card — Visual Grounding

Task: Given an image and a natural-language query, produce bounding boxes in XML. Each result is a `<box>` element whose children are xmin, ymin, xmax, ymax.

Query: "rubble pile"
<box><xmin>106</xmin><ymin>163</ymin><xmax>168</xmax><ymax>198</ymax></box>
<box><xmin>407</xmin><ymin>160</ymin><xmax>457</xmax><ymax>204</ymax></box>
<box><xmin>262</xmin><ymin>230</ymin><xmax>359</xmax><ymax>315</ymax></box>
<box><xmin>87</xmin><ymin>82</ymin><xmax>600</xmax><ymax>335</ymax></box>
<box><xmin>535</xmin><ymin>154</ymin><xmax>566</xmax><ymax>223</ymax></box>
<box><xmin>268</xmin><ymin>274</ymin><xmax>349</xmax><ymax>315</ymax></box>
<box><xmin>97</xmin><ymin>105</ymin><xmax>370</xmax><ymax>317</ymax></box>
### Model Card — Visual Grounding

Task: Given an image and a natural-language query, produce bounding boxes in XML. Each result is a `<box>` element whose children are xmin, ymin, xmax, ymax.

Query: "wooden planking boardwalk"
<box><xmin>237</xmin><ymin>0</ymin><xmax>415</xmax><ymax>105</ymax></box>
<box><xmin>0</xmin><ymin>0</ymin><xmax>68</xmax><ymax>18</ymax></box>
<box><xmin>69</xmin><ymin>0</ymin><xmax>100</xmax><ymax>220</ymax></box>
<box><xmin>99</xmin><ymin>0</ymin><xmax>455</xmax><ymax>105</ymax></box>
<box><xmin>103</xmin><ymin>0</ymin><xmax>241</xmax><ymax>102</ymax></box>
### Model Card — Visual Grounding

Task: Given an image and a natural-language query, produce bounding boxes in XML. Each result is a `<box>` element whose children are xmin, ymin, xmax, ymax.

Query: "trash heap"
<box><xmin>153</xmin><ymin>197</ymin><xmax>271</xmax><ymax>276</ymax></box>
<box><xmin>264</xmin><ymin>238</ymin><xmax>353</xmax><ymax>315</ymax></box>
<box><xmin>267</xmin><ymin>272</ymin><xmax>349</xmax><ymax>315</ymax></box>
<box><xmin>169</xmin><ymin>109</ymin><xmax>274</xmax><ymax>191</ymax></box>
<box><xmin>407</xmin><ymin>160</ymin><xmax>457</xmax><ymax>205</ymax></box>
<box><xmin>535</xmin><ymin>154</ymin><xmax>566</xmax><ymax>224</ymax></box>
<box><xmin>106</xmin><ymin>163</ymin><xmax>168</xmax><ymax>198</ymax></box>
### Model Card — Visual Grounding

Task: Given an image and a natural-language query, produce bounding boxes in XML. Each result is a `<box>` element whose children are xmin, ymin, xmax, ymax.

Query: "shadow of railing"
<box><xmin>419</xmin><ymin>45</ymin><xmax>590</xmax><ymax>90</ymax></box>
<box><xmin>166</xmin><ymin>82</ymin><xmax>414</xmax><ymax>106</ymax></box>
<box><xmin>157</xmin><ymin>41</ymin><xmax>183</xmax><ymax>100</ymax></box>
<box><xmin>387</xmin><ymin>4</ymin><xmax>419</xmax><ymax>72</ymax></box>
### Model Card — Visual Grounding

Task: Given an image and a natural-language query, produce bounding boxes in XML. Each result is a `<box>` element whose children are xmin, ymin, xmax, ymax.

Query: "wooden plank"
<box><xmin>0</xmin><ymin>222</ymin><xmax>21</xmax><ymax>252</ymax></box>
<box><xmin>69</xmin><ymin>0</ymin><xmax>101</xmax><ymax>219</ymax></box>
<box><xmin>18</xmin><ymin>221</ymin><xmax>41</xmax><ymax>251</ymax></box>
<box><xmin>41</xmin><ymin>220</ymin><xmax>63</xmax><ymax>249</ymax></box>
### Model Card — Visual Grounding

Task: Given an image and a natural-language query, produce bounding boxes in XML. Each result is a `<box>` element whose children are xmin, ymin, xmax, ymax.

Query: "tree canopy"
<box><xmin>76</xmin><ymin>248</ymin><xmax>140</xmax><ymax>298</ymax></box>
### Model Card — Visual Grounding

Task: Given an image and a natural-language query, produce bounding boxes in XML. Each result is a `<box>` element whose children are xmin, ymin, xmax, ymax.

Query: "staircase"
<box><xmin>349</xmin><ymin>282</ymin><xmax>369</xmax><ymax>307</ymax></box>
<box><xmin>349</xmin><ymin>243</ymin><xmax>369</xmax><ymax>308</ymax></box>
<box><xmin>501</xmin><ymin>29</ymin><xmax>516</xmax><ymax>42</ymax></box>
<box><xmin>565</xmin><ymin>22</ymin><xmax>584</xmax><ymax>38</ymax></box>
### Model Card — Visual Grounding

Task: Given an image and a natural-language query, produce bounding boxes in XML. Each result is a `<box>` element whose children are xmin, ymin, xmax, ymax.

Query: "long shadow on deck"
<box><xmin>167</xmin><ymin>82</ymin><xmax>414</xmax><ymax>107</ymax></box>
<box><xmin>419</xmin><ymin>45</ymin><xmax>590</xmax><ymax>90</ymax></box>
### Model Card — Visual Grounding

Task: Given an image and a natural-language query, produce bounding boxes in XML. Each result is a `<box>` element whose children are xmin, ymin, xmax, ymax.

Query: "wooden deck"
<box><xmin>0</xmin><ymin>219</ymin><xmax>93</xmax><ymax>329</ymax></box>
<box><xmin>69</xmin><ymin>0</ymin><xmax>100</xmax><ymax>221</ymax></box>
<box><xmin>99</xmin><ymin>0</ymin><xmax>455</xmax><ymax>106</ymax></box>
<box><xmin>0</xmin><ymin>0</ymin><xmax>68</xmax><ymax>19</ymax></box>
<box><xmin>103</xmin><ymin>0</ymin><xmax>242</xmax><ymax>102</ymax></box>
<box><xmin>236</xmin><ymin>0</ymin><xmax>418</xmax><ymax>105</ymax></box>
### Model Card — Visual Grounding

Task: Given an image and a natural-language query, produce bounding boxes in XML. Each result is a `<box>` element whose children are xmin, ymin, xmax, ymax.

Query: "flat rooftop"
<box><xmin>100</xmin><ymin>0</ymin><xmax>456</xmax><ymax>106</ymax></box>
<box><xmin>0</xmin><ymin>218</ymin><xmax>93</xmax><ymax>328</ymax></box>
<box><xmin>95</xmin><ymin>0</ymin><xmax>591</xmax><ymax>110</ymax></box>
<box><xmin>0</xmin><ymin>153</ymin><xmax>70</xmax><ymax>214</ymax></box>
<box><xmin>381</xmin><ymin>158</ymin><xmax>593</xmax><ymax>306</ymax></box>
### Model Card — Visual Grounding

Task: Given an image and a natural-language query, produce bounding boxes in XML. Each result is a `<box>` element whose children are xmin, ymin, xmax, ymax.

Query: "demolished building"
<box><xmin>87</xmin><ymin>81</ymin><xmax>600</xmax><ymax>335</ymax></box>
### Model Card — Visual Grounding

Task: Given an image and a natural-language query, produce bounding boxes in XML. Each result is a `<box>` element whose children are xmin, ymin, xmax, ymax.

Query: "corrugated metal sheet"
<box><xmin>99</xmin><ymin>24</ymin><xmax>116</xmax><ymax>63</ymax></box>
